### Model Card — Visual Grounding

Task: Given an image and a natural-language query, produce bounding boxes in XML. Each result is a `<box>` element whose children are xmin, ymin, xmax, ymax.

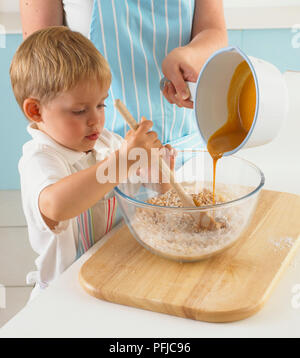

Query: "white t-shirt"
<box><xmin>62</xmin><ymin>0</ymin><xmax>94</xmax><ymax>38</ymax></box>
<box><xmin>19</xmin><ymin>122</ymin><xmax>124</xmax><ymax>300</ymax></box>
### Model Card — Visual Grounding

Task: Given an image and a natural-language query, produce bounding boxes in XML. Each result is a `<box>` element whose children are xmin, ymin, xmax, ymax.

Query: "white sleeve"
<box><xmin>62</xmin><ymin>0</ymin><xmax>93</xmax><ymax>38</ymax></box>
<box><xmin>94</xmin><ymin>129</ymin><xmax>125</xmax><ymax>162</ymax></box>
<box><xmin>19</xmin><ymin>151</ymin><xmax>71</xmax><ymax>233</ymax></box>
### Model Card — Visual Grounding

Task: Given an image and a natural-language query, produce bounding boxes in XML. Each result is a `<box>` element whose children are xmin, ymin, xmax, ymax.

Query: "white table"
<box><xmin>0</xmin><ymin>73</ymin><xmax>299</xmax><ymax>339</ymax></box>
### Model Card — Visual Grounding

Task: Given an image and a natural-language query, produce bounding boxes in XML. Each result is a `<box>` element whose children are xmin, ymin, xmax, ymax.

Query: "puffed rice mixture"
<box><xmin>131</xmin><ymin>186</ymin><xmax>253</xmax><ymax>261</ymax></box>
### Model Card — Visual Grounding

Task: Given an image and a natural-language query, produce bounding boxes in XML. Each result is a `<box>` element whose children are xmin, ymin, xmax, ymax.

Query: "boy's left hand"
<box><xmin>160</xmin><ymin>144</ymin><xmax>176</xmax><ymax>172</ymax></box>
<box><xmin>138</xmin><ymin>144</ymin><xmax>177</xmax><ymax>185</ymax></box>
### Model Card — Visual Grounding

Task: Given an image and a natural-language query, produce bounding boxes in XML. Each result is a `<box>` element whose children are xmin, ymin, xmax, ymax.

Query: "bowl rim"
<box><xmin>114</xmin><ymin>150</ymin><xmax>265</xmax><ymax>211</ymax></box>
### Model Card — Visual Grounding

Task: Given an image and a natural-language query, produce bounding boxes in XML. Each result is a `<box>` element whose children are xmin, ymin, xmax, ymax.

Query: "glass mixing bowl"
<box><xmin>114</xmin><ymin>150</ymin><xmax>265</xmax><ymax>262</ymax></box>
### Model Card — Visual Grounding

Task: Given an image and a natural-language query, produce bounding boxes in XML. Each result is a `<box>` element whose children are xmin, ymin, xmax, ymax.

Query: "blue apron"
<box><xmin>90</xmin><ymin>0</ymin><xmax>205</xmax><ymax>150</ymax></box>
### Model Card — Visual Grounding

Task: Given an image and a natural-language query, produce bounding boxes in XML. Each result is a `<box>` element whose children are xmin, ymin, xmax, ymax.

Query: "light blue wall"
<box><xmin>229</xmin><ymin>29</ymin><xmax>300</xmax><ymax>73</ymax></box>
<box><xmin>0</xmin><ymin>34</ymin><xmax>31</xmax><ymax>190</ymax></box>
<box><xmin>0</xmin><ymin>30</ymin><xmax>300</xmax><ymax>189</ymax></box>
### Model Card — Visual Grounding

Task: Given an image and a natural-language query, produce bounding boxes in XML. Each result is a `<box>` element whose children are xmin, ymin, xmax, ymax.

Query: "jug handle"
<box><xmin>160</xmin><ymin>77</ymin><xmax>197</xmax><ymax>102</ymax></box>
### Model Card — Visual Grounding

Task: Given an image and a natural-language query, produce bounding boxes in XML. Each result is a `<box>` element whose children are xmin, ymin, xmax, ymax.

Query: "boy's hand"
<box><xmin>124</xmin><ymin>118</ymin><xmax>176</xmax><ymax>165</ymax></box>
<box><xmin>121</xmin><ymin>117</ymin><xmax>162</xmax><ymax>174</ymax></box>
<box><xmin>121</xmin><ymin>116</ymin><xmax>176</xmax><ymax>185</ymax></box>
<box><xmin>137</xmin><ymin>144</ymin><xmax>177</xmax><ymax>185</ymax></box>
<box><xmin>160</xmin><ymin>144</ymin><xmax>176</xmax><ymax>172</ymax></box>
<box><xmin>124</xmin><ymin>117</ymin><xmax>161</xmax><ymax>154</ymax></box>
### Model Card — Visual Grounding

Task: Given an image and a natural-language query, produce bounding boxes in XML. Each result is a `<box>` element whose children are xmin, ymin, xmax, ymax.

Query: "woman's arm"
<box><xmin>162</xmin><ymin>0</ymin><xmax>228</xmax><ymax>108</ymax></box>
<box><xmin>189</xmin><ymin>0</ymin><xmax>228</xmax><ymax>65</ymax></box>
<box><xmin>20</xmin><ymin>0</ymin><xmax>64</xmax><ymax>39</ymax></box>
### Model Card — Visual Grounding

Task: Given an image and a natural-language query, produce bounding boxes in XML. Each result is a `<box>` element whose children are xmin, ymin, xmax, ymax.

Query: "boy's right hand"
<box><xmin>119</xmin><ymin>117</ymin><xmax>162</xmax><ymax>176</ymax></box>
<box><xmin>123</xmin><ymin>116</ymin><xmax>162</xmax><ymax>154</ymax></box>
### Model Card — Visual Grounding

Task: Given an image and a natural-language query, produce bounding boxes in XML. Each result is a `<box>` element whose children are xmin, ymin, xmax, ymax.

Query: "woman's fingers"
<box><xmin>161</xmin><ymin>46</ymin><xmax>200</xmax><ymax>109</ymax></box>
<box><xmin>177</xmin><ymin>97</ymin><xmax>194</xmax><ymax>109</ymax></box>
<box><xmin>166</xmin><ymin>82</ymin><xmax>179</xmax><ymax>106</ymax></box>
<box><xmin>163</xmin><ymin>79</ymin><xmax>194</xmax><ymax>109</ymax></box>
<box><xmin>168</xmin><ymin>67</ymin><xmax>191</xmax><ymax>101</ymax></box>
<box><xmin>162</xmin><ymin>81</ymin><xmax>175</xmax><ymax>104</ymax></box>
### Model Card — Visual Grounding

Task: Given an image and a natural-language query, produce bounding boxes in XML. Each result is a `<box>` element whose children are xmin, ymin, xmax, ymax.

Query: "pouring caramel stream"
<box><xmin>207</xmin><ymin>61</ymin><xmax>256</xmax><ymax>203</ymax></box>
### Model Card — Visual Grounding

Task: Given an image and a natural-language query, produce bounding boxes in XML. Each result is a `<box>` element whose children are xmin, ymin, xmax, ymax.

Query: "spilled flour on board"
<box><xmin>269</xmin><ymin>236</ymin><xmax>300</xmax><ymax>271</ymax></box>
<box><xmin>269</xmin><ymin>236</ymin><xmax>295</xmax><ymax>251</ymax></box>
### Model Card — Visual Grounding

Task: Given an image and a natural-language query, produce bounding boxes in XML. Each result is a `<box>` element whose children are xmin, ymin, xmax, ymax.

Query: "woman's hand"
<box><xmin>161</xmin><ymin>46</ymin><xmax>199</xmax><ymax>109</ymax></box>
<box><xmin>161</xmin><ymin>0</ymin><xmax>228</xmax><ymax>110</ymax></box>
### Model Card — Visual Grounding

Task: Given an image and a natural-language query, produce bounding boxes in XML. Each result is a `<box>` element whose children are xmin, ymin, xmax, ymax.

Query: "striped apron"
<box><xmin>90</xmin><ymin>0</ymin><xmax>205</xmax><ymax>150</ymax></box>
<box><xmin>76</xmin><ymin>195</ymin><xmax>121</xmax><ymax>259</ymax></box>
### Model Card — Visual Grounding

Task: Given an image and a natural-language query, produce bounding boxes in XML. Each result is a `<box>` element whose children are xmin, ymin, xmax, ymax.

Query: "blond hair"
<box><xmin>10</xmin><ymin>26</ymin><xmax>111</xmax><ymax>112</ymax></box>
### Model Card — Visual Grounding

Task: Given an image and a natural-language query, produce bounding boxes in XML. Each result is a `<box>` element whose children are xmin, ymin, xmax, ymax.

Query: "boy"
<box><xmin>10</xmin><ymin>26</ymin><xmax>174</xmax><ymax>300</ymax></box>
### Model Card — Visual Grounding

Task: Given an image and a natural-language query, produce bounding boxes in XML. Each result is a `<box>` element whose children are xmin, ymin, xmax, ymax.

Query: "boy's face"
<box><xmin>37</xmin><ymin>79</ymin><xmax>109</xmax><ymax>152</ymax></box>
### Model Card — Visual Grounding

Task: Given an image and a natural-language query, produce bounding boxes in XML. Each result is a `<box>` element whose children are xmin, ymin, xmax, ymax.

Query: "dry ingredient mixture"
<box><xmin>131</xmin><ymin>186</ymin><xmax>253</xmax><ymax>261</ymax></box>
<box><xmin>147</xmin><ymin>188</ymin><xmax>222</xmax><ymax>208</ymax></box>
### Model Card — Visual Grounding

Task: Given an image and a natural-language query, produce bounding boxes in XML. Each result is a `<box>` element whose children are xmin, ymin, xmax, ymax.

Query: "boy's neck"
<box><xmin>32</xmin><ymin>122</ymin><xmax>94</xmax><ymax>155</ymax></box>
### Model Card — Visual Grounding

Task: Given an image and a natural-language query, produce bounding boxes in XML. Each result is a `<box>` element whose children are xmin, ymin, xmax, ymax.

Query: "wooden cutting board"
<box><xmin>79</xmin><ymin>190</ymin><xmax>300</xmax><ymax>322</ymax></box>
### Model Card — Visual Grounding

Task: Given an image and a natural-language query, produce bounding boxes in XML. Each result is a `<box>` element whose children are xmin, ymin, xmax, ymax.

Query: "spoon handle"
<box><xmin>114</xmin><ymin>99</ymin><xmax>196</xmax><ymax>207</ymax></box>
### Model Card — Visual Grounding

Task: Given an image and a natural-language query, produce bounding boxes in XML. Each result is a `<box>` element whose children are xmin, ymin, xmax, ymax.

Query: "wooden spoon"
<box><xmin>114</xmin><ymin>99</ymin><xmax>218</xmax><ymax>230</ymax></box>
